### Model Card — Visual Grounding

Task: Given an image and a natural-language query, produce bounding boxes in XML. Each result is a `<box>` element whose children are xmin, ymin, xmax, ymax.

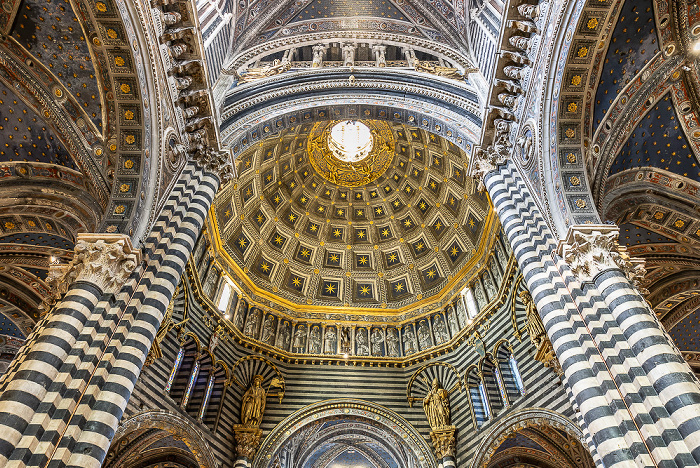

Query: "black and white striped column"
<box><xmin>0</xmin><ymin>160</ymin><xmax>222</xmax><ymax>468</ymax></box>
<box><xmin>482</xmin><ymin>161</ymin><xmax>699</xmax><ymax>467</ymax></box>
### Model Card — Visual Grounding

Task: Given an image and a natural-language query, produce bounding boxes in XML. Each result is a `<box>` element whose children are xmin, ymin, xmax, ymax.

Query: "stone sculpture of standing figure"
<box><xmin>241</xmin><ymin>375</ymin><xmax>267</xmax><ymax>427</ymax></box>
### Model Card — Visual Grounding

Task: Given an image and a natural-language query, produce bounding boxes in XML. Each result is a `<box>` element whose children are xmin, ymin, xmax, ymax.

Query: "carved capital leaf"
<box><xmin>192</xmin><ymin>146</ymin><xmax>234</xmax><ymax>182</ymax></box>
<box><xmin>233</xmin><ymin>426</ymin><xmax>263</xmax><ymax>460</ymax></box>
<box><xmin>430</xmin><ymin>426</ymin><xmax>457</xmax><ymax>459</ymax></box>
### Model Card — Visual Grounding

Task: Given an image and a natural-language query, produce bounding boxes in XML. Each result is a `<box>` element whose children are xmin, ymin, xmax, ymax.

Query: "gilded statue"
<box><xmin>423</xmin><ymin>377</ymin><xmax>451</xmax><ymax>430</ymax></box>
<box><xmin>521</xmin><ymin>290</ymin><xmax>545</xmax><ymax>347</ymax></box>
<box><xmin>238</xmin><ymin>59</ymin><xmax>291</xmax><ymax>83</ymax></box>
<box><xmin>414</xmin><ymin>60</ymin><xmax>470</xmax><ymax>80</ymax></box>
<box><xmin>241</xmin><ymin>375</ymin><xmax>267</xmax><ymax>427</ymax></box>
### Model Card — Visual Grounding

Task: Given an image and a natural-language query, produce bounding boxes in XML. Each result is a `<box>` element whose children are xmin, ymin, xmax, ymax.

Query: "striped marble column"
<box><xmin>0</xmin><ymin>234</ymin><xmax>141</xmax><ymax>467</ymax></box>
<box><xmin>0</xmin><ymin>157</ymin><xmax>227</xmax><ymax>468</ymax></box>
<box><xmin>480</xmin><ymin>159</ymin><xmax>698</xmax><ymax>467</ymax></box>
<box><xmin>558</xmin><ymin>225</ymin><xmax>700</xmax><ymax>462</ymax></box>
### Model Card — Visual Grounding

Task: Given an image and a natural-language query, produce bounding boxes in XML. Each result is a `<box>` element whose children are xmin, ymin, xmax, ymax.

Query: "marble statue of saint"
<box><xmin>521</xmin><ymin>291</ymin><xmax>545</xmax><ymax>347</ymax></box>
<box><xmin>370</xmin><ymin>328</ymin><xmax>384</xmax><ymax>355</ymax></box>
<box><xmin>418</xmin><ymin>321</ymin><xmax>432</xmax><ymax>349</ymax></box>
<box><xmin>448</xmin><ymin>309</ymin><xmax>459</xmax><ymax>336</ymax></box>
<box><xmin>434</xmin><ymin>316</ymin><xmax>449</xmax><ymax>344</ymax></box>
<box><xmin>423</xmin><ymin>377</ymin><xmax>451</xmax><ymax>430</ymax></box>
<box><xmin>386</xmin><ymin>328</ymin><xmax>399</xmax><ymax>356</ymax></box>
<box><xmin>403</xmin><ymin>327</ymin><xmax>416</xmax><ymax>354</ymax></box>
<box><xmin>244</xmin><ymin>309</ymin><xmax>260</xmax><ymax>337</ymax></box>
<box><xmin>276</xmin><ymin>321</ymin><xmax>290</xmax><ymax>350</ymax></box>
<box><xmin>324</xmin><ymin>327</ymin><xmax>337</xmax><ymax>354</ymax></box>
<box><xmin>309</xmin><ymin>326</ymin><xmax>322</xmax><ymax>354</ymax></box>
<box><xmin>238</xmin><ymin>59</ymin><xmax>291</xmax><ymax>83</ymax></box>
<box><xmin>234</xmin><ymin>304</ymin><xmax>246</xmax><ymax>330</ymax></box>
<box><xmin>293</xmin><ymin>325</ymin><xmax>307</xmax><ymax>352</ymax></box>
<box><xmin>356</xmin><ymin>329</ymin><xmax>369</xmax><ymax>356</ymax></box>
<box><xmin>241</xmin><ymin>375</ymin><xmax>266</xmax><ymax>427</ymax></box>
<box><xmin>260</xmin><ymin>315</ymin><xmax>276</xmax><ymax>344</ymax></box>
<box><xmin>340</xmin><ymin>327</ymin><xmax>351</xmax><ymax>354</ymax></box>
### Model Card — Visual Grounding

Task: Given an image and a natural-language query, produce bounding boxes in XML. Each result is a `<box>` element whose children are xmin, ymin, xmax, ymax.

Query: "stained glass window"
<box><xmin>165</xmin><ymin>347</ymin><xmax>184</xmax><ymax>392</ymax></box>
<box><xmin>199</xmin><ymin>374</ymin><xmax>215</xmax><ymax>420</ymax></box>
<box><xmin>510</xmin><ymin>356</ymin><xmax>525</xmax><ymax>395</ymax></box>
<box><xmin>182</xmin><ymin>361</ymin><xmax>200</xmax><ymax>408</ymax></box>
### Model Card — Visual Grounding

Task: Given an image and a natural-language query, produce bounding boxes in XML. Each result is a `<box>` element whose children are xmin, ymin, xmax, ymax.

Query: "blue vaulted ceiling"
<box><xmin>11</xmin><ymin>0</ymin><xmax>103</xmax><ymax>129</ymax></box>
<box><xmin>0</xmin><ymin>311</ymin><xmax>25</xmax><ymax>339</ymax></box>
<box><xmin>593</xmin><ymin>0</ymin><xmax>658</xmax><ymax>128</ymax></box>
<box><xmin>0</xmin><ymin>232</ymin><xmax>74</xmax><ymax>250</ymax></box>
<box><xmin>670</xmin><ymin>308</ymin><xmax>700</xmax><ymax>353</ymax></box>
<box><xmin>0</xmin><ymin>80</ymin><xmax>76</xmax><ymax>170</ymax></box>
<box><xmin>617</xmin><ymin>222</ymin><xmax>675</xmax><ymax>247</ymax></box>
<box><xmin>609</xmin><ymin>93</ymin><xmax>699</xmax><ymax>182</ymax></box>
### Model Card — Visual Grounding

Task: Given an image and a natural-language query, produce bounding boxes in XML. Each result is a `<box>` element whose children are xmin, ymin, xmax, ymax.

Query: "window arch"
<box><xmin>494</xmin><ymin>340</ymin><xmax>525</xmax><ymax>403</ymax></box>
<box><xmin>466</xmin><ymin>365</ymin><xmax>490</xmax><ymax>428</ymax></box>
<box><xmin>183</xmin><ymin>351</ymin><xmax>214</xmax><ymax>415</ymax></box>
<box><xmin>480</xmin><ymin>354</ymin><xmax>507</xmax><ymax>414</ymax></box>
<box><xmin>202</xmin><ymin>361</ymin><xmax>229</xmax><ymax>430</ymax></box>
<box><xmin>168</xmin><ymin>334</ymin><xmax>200</xmax><ymax>403</ymax></box>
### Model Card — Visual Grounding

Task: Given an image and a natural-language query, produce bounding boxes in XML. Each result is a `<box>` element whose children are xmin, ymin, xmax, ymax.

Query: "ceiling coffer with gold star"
<box><xmin>213</xmin><ymin>121</ymin><xmax>496</xmax><ymax>314</ymax></box>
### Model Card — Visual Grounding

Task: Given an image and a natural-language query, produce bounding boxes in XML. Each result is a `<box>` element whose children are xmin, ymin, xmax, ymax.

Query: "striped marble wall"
<box><xmin>124</xmin><ymin>262</ymin><xmax>575</xmax><ymax>468</ymax></box>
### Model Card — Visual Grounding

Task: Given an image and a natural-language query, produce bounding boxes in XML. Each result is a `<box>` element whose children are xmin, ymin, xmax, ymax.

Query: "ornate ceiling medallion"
<box><xmin>307</xmin><ymin>120</ymin><xmax>394</xmax><ymax>187</ymax></box>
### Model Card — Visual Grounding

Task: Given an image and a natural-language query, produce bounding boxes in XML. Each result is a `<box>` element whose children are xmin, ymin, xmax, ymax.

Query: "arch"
<box><xmin>167</xmin><ymin>333</ymin><xmax>200</xmax><ymax>402</ymax></box>
<box><xmin>479</xmin><ymin>353</ymin><xmax>506</xmax><ymax>415</ymax></box>
<box><xmin>253</xmin><ymin>399</ymin><xmax>437</xmax><ymax>468</ymax></box>
<box><xmin>471</xmin><ymin>408</ymin><xmax>589</xmax><ymax>468</ymax></box>
<box><xmin>493</xmin><ymin>339</ymin><xmax>525</xmax><ymax>403</ymax></box>
<box><xmin>107</xmin><ymin>410</ymin><xmax>217</xmax><ymax>468</ymax></box>
<box><xmin>465</xmin><ymin>364</ymin><xmax>489</xmax><ymax>429</ymax></box>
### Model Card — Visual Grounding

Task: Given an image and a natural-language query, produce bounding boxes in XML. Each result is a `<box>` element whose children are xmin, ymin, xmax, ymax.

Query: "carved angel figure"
<box><xmin>238</xmin><ymin>59</ymin><xmax>291</xmax><ymax>83</ymax></box>
<box><xmin>414</xmin><ymin>60</ymin><xmax>465</xmax><ymax>80</ymax></box>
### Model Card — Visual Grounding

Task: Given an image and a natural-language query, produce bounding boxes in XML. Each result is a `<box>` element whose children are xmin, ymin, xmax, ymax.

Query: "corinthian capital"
<box><xmin>471</xmin><ymin>145</ymin><xmax>508</xmax><ymax>191</ymax></box>
<box><xmin>192</xmin><ymin>146</ymin><xmax>234</xmax><ymax>182</ymax></box>
<box><xmin>430</xmin><ymin>426</ymin><xmax>457</xmax><ymax>459</ymax></box>
<box><xmin>557</xmin><ymin>224</ymin><xmax>648</xmax><ymax>293</ymax></box>
<box><xmin>233</xmin><ymin>426</ymin><xmax>262</xmax><ymax>460</ymax></box>
<box><xmin>44</xmin><ymin>234</ymin><xmax>141</xmax><ymax>306</ymax></box>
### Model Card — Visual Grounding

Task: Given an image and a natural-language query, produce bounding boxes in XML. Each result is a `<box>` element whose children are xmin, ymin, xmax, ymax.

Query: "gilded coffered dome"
<box><xmin>211</xmin><ymin>121</ymin><xmax>497</xmax><ymax>317</ymax></box>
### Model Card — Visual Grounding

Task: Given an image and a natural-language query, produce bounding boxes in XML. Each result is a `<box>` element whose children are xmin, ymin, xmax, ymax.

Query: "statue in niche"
<box><xmin>260</xmin><ymin>315</ymin><xmax>275</xmax><ymax>344</ymax></box>
<box><xmin>403</xmin><ymin>326</ymin><xmax>416</xmax><ymax>355</ymax></box>
<box><xmin>484</xmin><ymin>275</ymin><xmax>497</xmax><ymax>299</ymax></box>
<box><xmin>324</xmin><ymin>326</ymin><xmax>337</xmax><ymax>354</ymax></box>
<box><xmin>495</xmin><ymin>243</ymin><xmax>507</xmax><ymax>268</ymax></box>
<box><xmin>309</xmin><ymin>326</ymin><xmax>322</xmax><ymax>354</ymax></box>
<box><xmin>422</xmin><ymin>377</ymin><xmax>451</xmax><ymax>430</ymax></box>
<box><xmin>433</xmin><ymin>316</ymin><xmax>449</xmax><ymax>344</ymax></box>
<box><xmin>475</xmin><ymin>285</ymin><xmax>485</xmax><ymax>308</ymax></box>
<box><xmin>239</xmin><ymin>374</ymin><xmax>283</xmax><ymax>429</ymax></box>
<box><xmin>522</xmin><ymin>290</ymin><xmax>546</xmax><ymax>347</ymax></box>
<box><xmin>244</xmin><ymin>308</ymin><xmax>260</xmax><ymax>337</ymax></box>
<box><xmin>356</xmin><ymin>329</ymin><xmax>369</xmax><ymax>356</ymax></box>
<box><xmin>491</xmin><ymin>260</ymin><xmax>502</xmax><ymax>282</ymax></box>
<box><xmin>457</xmin><ymin>300</ymin><xmax>468</xmax><ymax>327</ymax></box>
<box><xmin>414</xmin><ymin>60</ymin><xmax>467</xmax><ymax>80</ymax></box>
<box><xmin>276</xmin><ymin>321</ymin><xmax>290</xmax><ymax>350</ymax></box>
<box><xmin>340</xmin><ymin>327</ymin><xmax>351</xmax><ymax>354</ymax></box>
<box><xmin>516</xmin><ymin>130</ymin><xmax>534</xmax><ymax>164</ymax></box>
<box><xmin>370</xmin><ymin>328</ymin><xmax>384</xmax><ymax>355</ymax></box>
<box><xmin>418</xmin><ymin>321</ymin><xmax>432</xmax><ymax>349</ymax></box>
<box><xmin>292</xmin><ymin>324</ymin><xmax>307</xmax><ymax>352</ymax></box>
<box><xmin>238</xmin><ymin>59</ymin><xmax>291</xmax><ymax>83</ymax></box>
<box><xmin>448</xmin><ymin>309</ymin><xmax>459</xmax><ymax>336</ymax></box>
<box><xmin>386</xmin><ymin>328</ymin><xmax>400</xmax><ymax>357</ymax></box>
<box><xmin>234</xmin><ymin>303</ymin><xmax>246</xmax><ymax>330</ymax></box>
<box><xmin>240</xmin><ymin>375</ymin><xmax>266</xmax><ymax>427</ymax></box>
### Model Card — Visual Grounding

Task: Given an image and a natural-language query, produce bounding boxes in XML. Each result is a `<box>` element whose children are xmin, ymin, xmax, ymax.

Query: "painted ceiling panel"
<box><xmin>618</xmin><ymin>222</ymin><xmax>675</xmax><ymax>247</ymax></box>
<box><xmin>11</xmin><ymin>0</ymin><xmax>102</xmax><ymax>129</ymax></box>
<box><xmin>0</xmin><ymin>311</ymin><xmax>25</xmax><ymax>339</ymax></box>
<box><xmin>609</xmin><ymin>94</ymin><xmax>699</xmax><ymax>182</ymax></box>
<box><xmin>593</xmin><ymin>0</ymin><xmax>658</xmax><ymax>128</ymax></box>
<box><xmin>493</xmin><ymin>433</ymin><xmax>547</xmax><ymax>455</ymax></box>
<box><xmin>0</xmin><ymin>80</ymin><xmax>76</xmax><ymax>169</ymax></box>
<box><xmin>670</xmin><ymin>307</ymin><xmax>700</xmax><ymax>353</ymax></box>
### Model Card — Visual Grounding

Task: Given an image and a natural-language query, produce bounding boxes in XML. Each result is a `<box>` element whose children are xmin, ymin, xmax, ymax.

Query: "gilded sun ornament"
<box><xmin>307</xmin><ymin>120</ymin><xmax>395</xmax><ymax>188</ymax></box>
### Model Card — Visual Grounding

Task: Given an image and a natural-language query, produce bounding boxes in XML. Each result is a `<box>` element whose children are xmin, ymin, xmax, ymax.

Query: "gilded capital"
<box><xmin>46</xmin><ymin>234</ymin><xmax>141</xmax><ymax>303</ymax></box>
<box><xmin>430</xmin><ymin>426</ymin><xmax>457</xmax><ymax>459</ymax></box>
<box><xmin>233</xmin><ymin>426</ymin><xmax>263</xmax><ymax>460</ymax></box>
